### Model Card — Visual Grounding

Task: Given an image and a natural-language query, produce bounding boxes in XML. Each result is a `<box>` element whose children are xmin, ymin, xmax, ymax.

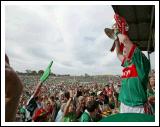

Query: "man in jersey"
<box><xmin>115</xmin><ymin>33</ymin><xmax>150</xmax><ymax>114</ymax></box>
<box><xmin>104</xmin><ymin>15</ymin><xmax>151</xmax><ymax>114</ymax></box>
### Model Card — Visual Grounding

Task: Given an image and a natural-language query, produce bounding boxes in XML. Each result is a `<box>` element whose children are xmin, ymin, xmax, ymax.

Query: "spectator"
<box><xmin>147</xmin><ymin>75</ymin><xmax>155</xmax><ymax>114</ymax></box>
<box><xmin>76</xmin><ymin>96</ymin><xmax>85</xmax><ymax>120</ymax></box>
<box><xmin>49</xmin><ymin>95</ymin><xmax>59</xmax><ymax>122</ymax></box>
<box><xmin>96</xmin><ymin>91</ymin><xmax>105</xmax><ymax>112</ymax></box>
<box><xmin>62</xmin><ymin>90</ymin><xmax>77</xmax><ymax>122</ymax></box>
<box><xmin>54</xmin><ymin>91</ymin><xmax>69</xmax><ymax>122</ymax></box>
<box><xmin>80</xmin><ymin>100</ymin><xmax>99</xmax><ymax>122</ymax></box>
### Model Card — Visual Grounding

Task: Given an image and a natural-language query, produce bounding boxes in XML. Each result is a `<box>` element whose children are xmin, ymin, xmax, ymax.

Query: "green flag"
<box><xmin>40</xmin><ymin>61</ymin><xmax>53</xmax><ymax>83</ymax></box>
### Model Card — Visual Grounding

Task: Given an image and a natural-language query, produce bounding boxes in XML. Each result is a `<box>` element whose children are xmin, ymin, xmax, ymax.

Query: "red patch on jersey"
<box><xmin>121</xmin><ymin>64</ymin><xmax>138</xmax><ymax>78</ymax></box>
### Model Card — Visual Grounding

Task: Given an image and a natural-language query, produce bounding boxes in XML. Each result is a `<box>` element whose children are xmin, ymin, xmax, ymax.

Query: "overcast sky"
<box><xmin>5</xmin><ymin>5</ymin><xmax>155</xmax><ymax>75</ymax></box>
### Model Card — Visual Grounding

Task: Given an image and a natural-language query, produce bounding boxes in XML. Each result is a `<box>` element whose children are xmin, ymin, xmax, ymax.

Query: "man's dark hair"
<box><xmin>105</xmin><ymin>84</ymin><xmax>109</xmax><ymax>87</ymax></box>
<box><xmin>86</xmin><ymin>100</ymin><xmax>99</xmax><ymax>112</ymax></box>
<box><xmin>77</xmin><ymin>90</ymin><xmax>82</xmax><ymax>97</ymax></box>
<box><xmin>50</xmin><ymin>95</ymin><xmax>55</xmax><ymax>101</ymax></box>
<box><xmin>90</xmin><ymin>92</ymin><xmax>96</xmax><ymax>96</ymax></box>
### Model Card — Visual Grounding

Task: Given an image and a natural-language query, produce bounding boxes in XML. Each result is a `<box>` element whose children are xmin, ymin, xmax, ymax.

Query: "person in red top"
<box><xmin>104</xmin><ymin>84</ymin><xmax>113</xmax><ymax>97</ymax></box>
<box><xmin>32</xmin><ymin>108</ymin><xmax>48</xmax><ymax>122</ymax></box>
<box><xmin>32</xmin><ymin>99</ymin><xmax>54</xmax><ymax>122</ymax></box>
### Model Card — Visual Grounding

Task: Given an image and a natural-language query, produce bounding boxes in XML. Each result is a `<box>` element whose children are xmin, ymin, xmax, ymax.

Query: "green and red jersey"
<box><xmin>119</xmin><ymin>44</ymin><xmax>150</xmax><ymax>106</ymax></box>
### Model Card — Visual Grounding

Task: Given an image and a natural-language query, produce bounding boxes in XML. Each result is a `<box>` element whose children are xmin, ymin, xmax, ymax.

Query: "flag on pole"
<box><xmin>40</xmin><ymin>61</ymin><xmax>53</xmax><ymax>83</ymax></box>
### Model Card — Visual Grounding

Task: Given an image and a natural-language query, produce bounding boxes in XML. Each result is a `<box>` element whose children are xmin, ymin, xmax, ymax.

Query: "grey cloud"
<box><xmin>5</xmin><ymin>6</ymin><xmax>61</xmax><ymax>46</ymax></box>
<box><xmin>74</xmin><ymin>51</ymin><xmax>97</xmax><ymax>65</ymax></box>
<box><xmin>61</xmin><ymin>61</ymin><xmax>73</xmax><ymax>67</ymax></box>
<box><xmin>84</xmin><ymin>36</ymin><xmax>96</xmax><ymax>42</ymax></box>
<box><xmin>27</xmin><ymin>48</ymin><xmax>50</xmax><ymax>60</ymax></box>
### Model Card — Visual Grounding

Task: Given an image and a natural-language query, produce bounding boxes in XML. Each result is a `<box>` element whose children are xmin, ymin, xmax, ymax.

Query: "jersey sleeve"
<box><xmin>131</xmin><ymin>48</ymin><xmax>150</xmax><ymax>86</ymax></box>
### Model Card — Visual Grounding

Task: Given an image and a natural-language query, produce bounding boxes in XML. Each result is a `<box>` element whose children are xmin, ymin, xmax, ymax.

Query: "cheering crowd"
<box><xmin>16</xmin><ymin>75</ymin><xmax>122</xmax><ymax>122</ymax></box>
<box><xmin>9</xmin><ymin>70</ymin><xmax>155</xmax><ymax>122</ymax></box>
<box><xmin>15</xmin><ymin>69</ymin><xmax>154</xmax><ymax>122</ymax></box>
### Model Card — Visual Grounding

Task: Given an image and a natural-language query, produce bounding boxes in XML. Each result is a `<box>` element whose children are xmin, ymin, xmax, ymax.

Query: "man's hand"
<box><xmin>5</xmin><ymin>54</ymin><xmax>23</xmax><ymax>121</ymax></box>
<box><xmin>104</xmin><ymin>27</ymin><xmax>121</xmax><ymax>52</ymax></box>
<box><xmin>69</xmin><ymin>90</ymin><xmax>74</xmax><ymax>98</ymax></box>
<box><xmin>73</xmin><ymin>88</ymin><xmax>78</xmax><ymax>98</ymax></box>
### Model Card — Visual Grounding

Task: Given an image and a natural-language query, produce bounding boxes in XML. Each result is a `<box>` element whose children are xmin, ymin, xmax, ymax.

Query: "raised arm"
<box><xmin>32</xmin><ymin>82</ymin><xmax>43</xmax><ymax>98</ymax></box>
<box><xmin>115</xmin><ymin>39</ymin><xmax>124</xmax><ymax>63</ymax></box>
<box><xmin>63</xmin><ymin>90</ymin><xmax>74</xmax><ymax>116</ymax></box>
<box><xmin>115</xmin><ymin>33</ymin><xmax>134</xmax><ymax>63</ymax></box>
<box><xmin>117</xmin><ymin>34</ymin><xmax>133</xmax><ymax>57</ymax></box>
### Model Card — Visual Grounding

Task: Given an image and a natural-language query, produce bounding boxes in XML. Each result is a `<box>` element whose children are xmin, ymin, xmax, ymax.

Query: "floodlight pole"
<box><xmin>147</xmin><ymin>6</ymin><xmax>155</xmax><ymax>72</ymax></box>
